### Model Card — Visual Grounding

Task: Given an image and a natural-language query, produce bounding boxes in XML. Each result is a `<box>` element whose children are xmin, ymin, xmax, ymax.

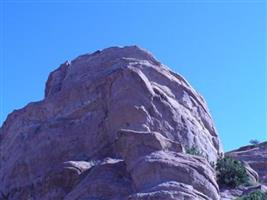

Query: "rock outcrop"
<box><xmin>227</xmin><ymin>142</ymin><xmax>267</xmax><ymax>185</ymax></box>
<box><xmin>0</xmin><ymin>46</ymin><xmax>223</xmax><ymax>200</ymax></box>
<box><xmin>220</xmin><ymin>184</ymin><xmax>267</xmax><ymax>200</ymax></box>
<box><xmin>219</xmin><ymin>142</ymin><xmax>267</xmax><ymax>199</ymax></box>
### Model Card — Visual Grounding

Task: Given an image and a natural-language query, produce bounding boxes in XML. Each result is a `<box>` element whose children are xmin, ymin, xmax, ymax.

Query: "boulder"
<box><xmin>0</xmin><ymin>46</ymin><xmax>223</xmax><ymax>199</ymax></box>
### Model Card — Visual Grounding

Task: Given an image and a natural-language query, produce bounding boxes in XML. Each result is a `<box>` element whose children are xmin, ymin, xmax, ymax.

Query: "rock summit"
<box><xmin>2</xmin><ymin>46</ymin><xmax>262</xmax><ymax>200</ymax></box>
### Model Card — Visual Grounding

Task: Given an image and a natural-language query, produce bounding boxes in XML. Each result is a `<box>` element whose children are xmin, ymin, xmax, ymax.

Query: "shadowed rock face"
<box><xmin>227</xmin><ymin>142</ymin><xmax>267</xmax><ymax>185</ymax></box>
<box><xmin>0</xmin><ymin>46</ymin><xmax>223</xmax><ymax>200</ymax></box>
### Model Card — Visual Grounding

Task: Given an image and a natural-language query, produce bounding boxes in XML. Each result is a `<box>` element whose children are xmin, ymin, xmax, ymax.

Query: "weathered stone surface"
<box><xmin>220</xmin><ymin>184</ymin><xmax>267</xmax><ymax>200</ymax></box>
<box><xmin>64</xmin><ymin>158</ymin><xmax>133</xmax><ymax>200</ymax></box>
<box><xmin>0</xmin><ymin>46</ymin><xmax>222</xmax><ymax>199</ymax></box>
<box><xmin>227</xmin><ymin>142</ymin><xmax>267</xmax><ymax>185</ymax></box>
<box><xmin>126</xmin><ymin>151</ymin><xmax>220</xmax><ymax>200</ymax></box>
<box><xmin>129</xmin><ymin>181</ymin><xmax>212</xmax><ymax>200</ymax></box>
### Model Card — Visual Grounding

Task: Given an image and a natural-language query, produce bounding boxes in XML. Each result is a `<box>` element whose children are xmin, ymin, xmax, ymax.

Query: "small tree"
<box><xmin>216</xmin><ymin>156</ymin><xmax>249</xmax><ymax>188</ymax></box>
<box><xmin>249</xmin><ymin>139</ymin><xmax>260</xmax><ymax>145</ymax></box>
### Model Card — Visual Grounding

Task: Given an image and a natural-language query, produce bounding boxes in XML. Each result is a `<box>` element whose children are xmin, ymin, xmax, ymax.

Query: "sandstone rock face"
<box><xmin>220</xmin><ymin>184</ymin><xmax>267</xmax><ymax>200</ymax></box>
<box><xmin>0</xmin><ymin>46</ymin><xmax>222</xmax><ymax>200</ymax></box>
<box><xmin>227</xmin><ymin>142</ymin><xmax>267</xmax><ymax>185</ymax></box>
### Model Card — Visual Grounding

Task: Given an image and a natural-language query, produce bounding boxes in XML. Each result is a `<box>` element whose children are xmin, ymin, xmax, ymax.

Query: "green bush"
<box><xmin>249</xmin><ymin>139</ymin><xmax>260</xmax><ymax>145</ymax></box>
<box><xmin>216</xmin><ymin>156</ymin><xmax>249</xmax><ymax>188</ymax></box>
<box><xmin>186</xmin><ymin>146</ymin><xmax>203</xmax><ymax>157</ymax></box>
<box><xmin>235</xmin><ymin>190</ymin><xmax>267</xmax><ymax>200</ymax></box>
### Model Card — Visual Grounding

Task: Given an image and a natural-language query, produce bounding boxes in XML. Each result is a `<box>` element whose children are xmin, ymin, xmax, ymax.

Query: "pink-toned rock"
<box><xmin>220</xmin><ymin>184</ymin><xmax>267</xmax><ymax>200</ymax></box>
<box><xmin>227</xmin><ymin>142</ymin><xmax>267</xmax><ymax>185</ymax></box>
<box><xmin>126</xmin><ymin>151</ymin><xmax>220</xmax><ymax>200</ymax></box>
<box><xmin>0</xmin><ymin>46</ymin><xmax>222</xmax><ymax>200</ymax></box>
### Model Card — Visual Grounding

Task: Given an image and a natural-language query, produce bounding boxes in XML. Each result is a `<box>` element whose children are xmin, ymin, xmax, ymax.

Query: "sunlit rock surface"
<box><xmin>0</xmin><ymin>46</ymin><xmax>223</xmax><ymax>200</ymax></box>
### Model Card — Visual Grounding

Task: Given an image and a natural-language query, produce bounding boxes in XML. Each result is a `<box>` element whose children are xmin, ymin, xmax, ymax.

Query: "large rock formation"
<box><xmin>0</xmin><ymin>46</ymin><xmax>223</xmax><ymax>200</ymax></box>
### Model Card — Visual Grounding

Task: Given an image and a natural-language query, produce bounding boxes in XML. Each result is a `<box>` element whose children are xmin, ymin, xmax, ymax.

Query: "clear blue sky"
<box><xmin>0</xmin><ymin>1</ymin><xmax>266</xmax><ymax>151</ymax></box>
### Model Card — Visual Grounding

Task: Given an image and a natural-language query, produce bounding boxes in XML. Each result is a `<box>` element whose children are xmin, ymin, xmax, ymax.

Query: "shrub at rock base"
<box><xmin>216</xmin><ymin>156</ymin><xmax>249</xmax><ymax>188</ymax></box>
